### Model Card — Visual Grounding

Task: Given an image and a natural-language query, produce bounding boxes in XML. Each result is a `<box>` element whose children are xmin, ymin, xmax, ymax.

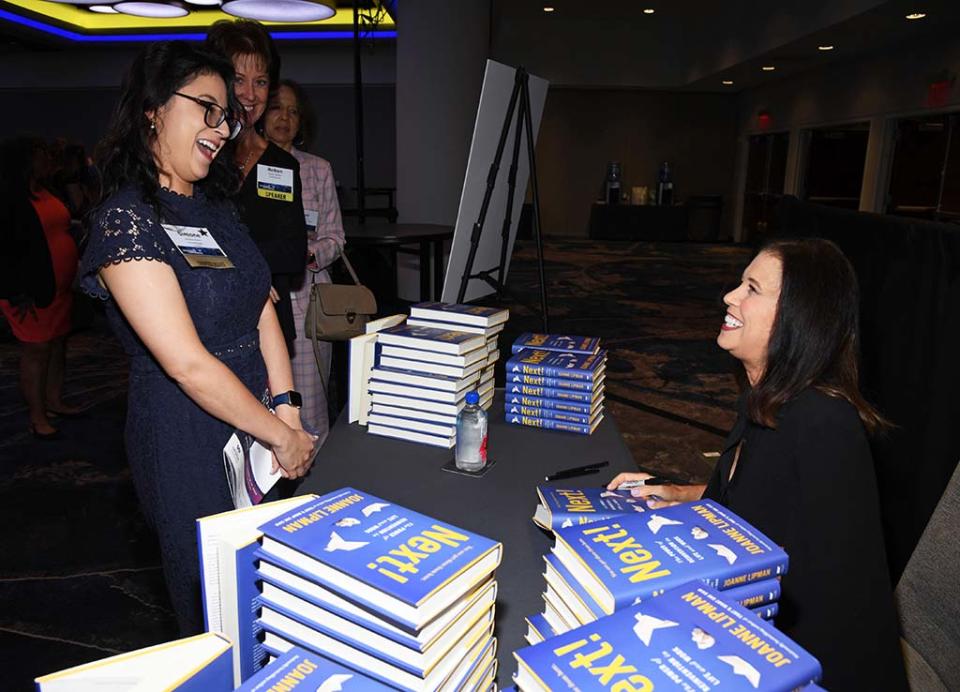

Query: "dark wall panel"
<box><xmin>0</xmin><ymin>84</ymin><xmax>395</xmax><ymax>201</ymax></box>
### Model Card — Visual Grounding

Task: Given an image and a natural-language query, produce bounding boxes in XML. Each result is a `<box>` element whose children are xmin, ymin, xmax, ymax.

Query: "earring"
<box><xmin>149</xmin><ymin>121</ymin><xmax>156</xmax><ymax>131</ymax></box>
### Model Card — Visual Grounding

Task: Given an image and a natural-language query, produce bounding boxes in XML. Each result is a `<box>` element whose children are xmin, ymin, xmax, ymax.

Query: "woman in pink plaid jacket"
<box><xmin>264</xmin><ymin>79</ymin><xmax>345</xmax><ymax>443</ymax></box>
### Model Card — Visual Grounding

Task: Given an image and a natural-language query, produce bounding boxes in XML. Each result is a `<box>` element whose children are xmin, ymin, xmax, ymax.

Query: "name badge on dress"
<box><xmin>160</xmin><ymin>224</ymin><xmax>234</xmax><ymax>269</ymax></box>
<box><xmin>256</xmin><ymin>164</ymin><xmax>294</xmax><ymax>202</ymax></box>
<box><xmin>304</xmin><ymin>209</ymin><xmax>319</xmax><ymax>232</ymax></box>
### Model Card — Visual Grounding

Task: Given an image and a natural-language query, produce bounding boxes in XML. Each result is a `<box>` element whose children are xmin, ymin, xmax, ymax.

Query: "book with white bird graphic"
<box><xmin>552</xmin><ymin>499</ymin><xmax>788</xmax><ymax>614</ymax></box>
<box><xmin>235</xmin><ymin>645</ymin><xmax>392</xmax><ymax>691</ymax></box>
<box><xmin>257</xmin><ymin>488</ymin><xmax>502</xmax><ymax>632</ymax></box>
<box><xmin>513</xmin><ymin>583</ymin><xmax>821</xmax><ymax>692</ymax></box>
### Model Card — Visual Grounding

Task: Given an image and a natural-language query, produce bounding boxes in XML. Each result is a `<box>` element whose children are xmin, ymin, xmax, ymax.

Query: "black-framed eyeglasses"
<box><xmin>174</xmin><ymin>92</ymin><xmax>243</xmax><ymax>140</ymax></box>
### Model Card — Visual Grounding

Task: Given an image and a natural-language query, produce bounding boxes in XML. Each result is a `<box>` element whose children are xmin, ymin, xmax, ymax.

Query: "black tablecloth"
<box><xmin>298</xmin><ymin>390</ymin><xmax>636</xmax><ymax>683</ymax></box>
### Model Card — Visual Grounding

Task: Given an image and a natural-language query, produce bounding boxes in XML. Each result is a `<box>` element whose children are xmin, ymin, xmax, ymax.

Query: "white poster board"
<box><xmin>441</xmin><ymin>60</ymin><xmax>549</xmax><ymax>303</ymax></box>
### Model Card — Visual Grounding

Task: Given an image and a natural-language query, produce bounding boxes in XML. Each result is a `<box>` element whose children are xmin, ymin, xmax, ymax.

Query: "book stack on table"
<box><xmin>253</xmin><ymin>488</ymin><xmax>503</xmax><ymax>692</ymax></box>
<box><xmin>504</xmin><ymin>334</ymin><xmax>605</xmax><ymax>435</ymax></box>
<box><xmin>365</xmin><ymin>302</ymin><xmax>508</xmax><ymax>448</ymax></box>
<box><xmin>513</xmin><ymin>497</ymin><xmax>820</xmax><ymax>691</ymax></box>
<box><xmin>525</xmin><ymin>495</ymin><xmax>786</xmax><ymax>647</ymax></box>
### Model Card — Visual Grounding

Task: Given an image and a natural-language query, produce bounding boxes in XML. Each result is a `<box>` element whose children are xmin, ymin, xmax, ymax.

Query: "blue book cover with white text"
<box><xmin>235</xmin><ymin>646</ymin><xmax>392</xmax><ymax>691</ymax></box>
<box><xmin>514</xmin><ymin>583</ymin><xmax>820</xmax><ymax>692</ymax></box>
<box><xmin>506</xmin><ymin>403</ymin><xmax>600</xmax><ymax>425</ymax></box>
<box><xmin>512</xmin><ymin>332</ymin><xmax>601</xmax><ymax>356</ymax></box>
<box><xmin>506</xmin><ymin>413</ymin><xmax>602</xmax><ymax>435</ymax></box>
<box><xmin>506</xmin><ymin>349</ymin><xmax>607</xmax><ymax>381</ymax></box>
<box><xmin>553</xmin><ymin>500</ymin><xmax>788</xmax><ymax>614</ymax></box>
<box><xmin>256</xmin><ymin>489</ymin><xmax>501</xmax><ymax>627</ymax></box>
<box><xmin>376</xmin><ymin>324</ymin><xmax>484</xmax><ymax>354</ymax></box>
<box><xmin>505</xmin><ymin>392</ymin><xmax>599</xmax><ymax>414</ymax></box>
<box><xmin>409</xmin><ymin>302</ymin><xmax>508</xmax><ymax>326</ymax></box>
<box><xmin>506</xmin><ymin>373</ymin><xmax>599</xmax><ymax>391</ymax></box>
<box><xmin>505</xmin><ymin>381</ymin><xmax>601</xmax><ymax>403</ymax></box>
<box><xmin>535</xmin><ymin>486</ymin><xmax>646</xmax><ymax>531</ymax></box>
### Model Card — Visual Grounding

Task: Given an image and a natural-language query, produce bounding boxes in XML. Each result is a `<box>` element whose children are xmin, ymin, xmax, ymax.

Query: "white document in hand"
<box><xmin>222</xmin><ymin>431</ymin><xmax>281</xmax><ymax>508</ymax></box>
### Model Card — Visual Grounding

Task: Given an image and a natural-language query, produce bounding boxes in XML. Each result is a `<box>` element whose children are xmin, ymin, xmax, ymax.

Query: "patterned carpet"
<box><xmin>0</xmin><ymin>239</ymin><xmax>752</xmax><ymax>689</ymax></box>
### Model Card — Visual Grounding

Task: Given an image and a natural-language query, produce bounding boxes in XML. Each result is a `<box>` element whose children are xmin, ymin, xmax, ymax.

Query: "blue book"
<box><xmin>525</xmin><ymin>612</ymin><xmax>556</xmax><ymax>645</ymax></box>
<box><xmin>553</xmin><ymin>499</ymin><xmax>789</xmax><ymax>615</ymax></box>
<box><xmin>507</xmin><ymin>372</ymin><xmax>600</xmax><ymax>391</ymax></box>
<box><xmin>409</xmin><ymin>301</ymin><xmax>509</xmax><ymax>328</ymax></box>
<box><xmin>506</xmin><ymin>402</ymin><xmax>602</xmax><ymax>425</ymax></box>
<box><xmin>514</xmin><ymin>583</ymin><xmax>821</xmax><ymax>692</ymax></box>
<box><xmin>534</xmin><ymin>486</ymin><xmax>646</xmax><ymax>532</ymax></box>
<box><xmin>257</xmin><ymin>488</ymin><xmax>502</xmax><ymax>632</ymax></box>
<box><xmin>260</xmin><ymin>608</ymin><xmax>495</xmax><ymax>692</ymax></box>
<box><xmin>544</xmin><ymin>553</ymin><xmax>605</xmax><ymax>624</ymax></box>
<box><xmin>376</xmin><ymin>324</ymin><xmax>485</xmax><ymax>355</ymax></box>
<box><xmin>369</xmin><ymin>364</ymin><xmax>481</xmax><ymax>392</ymax></box>
<box><xmin>505</xmin><ymin>392</ymin><xmax>599</xmax><ymax>414</ymax></box>
<box><xmin>35</xmin><ymin>633</ymin><xmax>233</xmax><ymax>692</ymax></box>
<box><xmin>506</xmin><ymin>380</ymin><xmax>602</xmax><ymax>403</ymax></box>
<box><xmin>725</xmin><ymin>577</ymin><xmax>782</xmax><ymax>608</ymax></box>
<box><xmin>752</xmin><ymin>601</ymin><xmax>779</xmax><ymax>620</ymax></box>
<box><xmin>258</xmin><ymin>559</ymin><xmax>497</xmax><ymax>653</ymax></box>
<box><xmin>235</xmin><ymin>646</ymin><xmax>392</xmax><ymax>691</ymax></box>
<box><xmin>506</xmin><ymin>412</ymin><xmax>604</xmax><ymax>435</ymax></box>
<box><xmin>512</xmin><ymin>332</ymin><xmax>601</xmax><ymax>356</ymax></box>
<box><xmin>506</xmin><ymin>349</ymin><xmax>606</xmax><ymax>381</ymax></box>
<box><xmin>196</xmin><ymin>496</ymin><xmax>318</xmax><ymax>685</ymax></box>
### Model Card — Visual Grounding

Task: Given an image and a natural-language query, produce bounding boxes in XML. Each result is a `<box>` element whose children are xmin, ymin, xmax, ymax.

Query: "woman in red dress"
<box><xmin>0</xmin><ymin>137</ymin><xmax>82</xmax><ymax>438</ymax></box>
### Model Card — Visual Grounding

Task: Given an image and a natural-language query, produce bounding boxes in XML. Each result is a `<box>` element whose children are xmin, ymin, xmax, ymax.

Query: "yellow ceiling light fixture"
<box><xmin>905</xmin><ymin>12</ymin><xmax>927</xmax><ymax>20</ymax></box>
<box><xmin>114</xmin><ymin>2</ymin><xmax>189</xmax><ymax>18</ymax></box>
<box><xmin>761</xmin><ymin>65</ymin><xmax>776</xmax><ymax>71</ymax></box>
<box><xmin>722</xmin><ymin>80</ymin><xmax>734</xmax><ymax>85</ymax></box>
<box><xmin>818</xmin><ymin>45</ymin><xmax>834</xmax><ymax>51</ymax></box>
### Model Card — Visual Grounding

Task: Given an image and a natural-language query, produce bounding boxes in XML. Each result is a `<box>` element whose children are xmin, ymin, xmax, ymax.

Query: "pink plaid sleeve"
<box><xmin>292</xmin><ymin>148</ymin><xmax>344</xmax><ymax>271</ymax></box>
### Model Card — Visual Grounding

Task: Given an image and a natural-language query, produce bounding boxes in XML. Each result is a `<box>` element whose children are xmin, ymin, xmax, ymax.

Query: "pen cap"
<box><xmin>465</xmin><ymin>391</ymin><xmax>480</xmax><ymax>405</ymax></box>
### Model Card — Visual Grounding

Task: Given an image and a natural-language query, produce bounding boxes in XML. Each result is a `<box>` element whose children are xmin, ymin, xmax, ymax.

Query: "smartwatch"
<box><xmin>271</xmin><ymin>390</ymin><xmax>303</xmax><ymax>409</ymax></box>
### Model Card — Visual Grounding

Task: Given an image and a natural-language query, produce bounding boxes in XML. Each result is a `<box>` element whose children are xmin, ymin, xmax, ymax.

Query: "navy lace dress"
<box><xmin>80</xmin><ymin>185</ymin><xmax>271</xmax><ymax>634</ymax></box>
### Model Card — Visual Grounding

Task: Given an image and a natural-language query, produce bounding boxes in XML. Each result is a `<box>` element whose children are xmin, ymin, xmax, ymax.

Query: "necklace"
<box><xmin>239</xmin><ymin>146</ymin><xmax>255</xmax><ymax>173</ymax></box>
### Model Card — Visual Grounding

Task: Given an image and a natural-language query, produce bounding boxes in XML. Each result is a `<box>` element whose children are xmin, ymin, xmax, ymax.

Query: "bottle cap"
<box><xmin>465</xmin><ymin>391</ymin><xmax>479</xmax><ymax>405</ymax></box>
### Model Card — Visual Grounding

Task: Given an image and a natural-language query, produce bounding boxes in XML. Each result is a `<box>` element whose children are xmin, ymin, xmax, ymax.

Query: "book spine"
<box><xmin>507</xmin><ymin>395</ymin><xmax>596</xmax><ymax>413</ymax></box>
<box><xmin>507</xmin><ymin>374</ymin><xmax>597</xmax><ymax>391</ymax></box>
<box><xmin>751</xmin><ymin>602</ymin><xmax>779</xmax><ymax>620</ymax></box>
<box><xmin>507</xmin><ymin>415</ymin><xmax>593</xmax><ymax>435</ymax></box>
<box><xmin>506</xmin><ymin>405</ymin><xmax>595</xmax><ymax>424</ymax></box>
<box><xmin>509</xmin><ymin>362</ymin><xmax>596</xmax><ymax>381</ymax></box>
<box><xmin>507</xmin><ymin>383</ymin><xmax>596</xmax><ymax>403</ymax></box>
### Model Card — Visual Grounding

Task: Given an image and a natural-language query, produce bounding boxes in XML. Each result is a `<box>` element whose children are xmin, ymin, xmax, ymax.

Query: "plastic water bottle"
<box><xmin>455</xmin><ymin>391</ymin><xmax>488</xmax><ymax>472</ymax></box>
<box><xmin>656</xmin><ymin>161</ymin><xmax>674</xmax><ymax>206</ymax></box>
<box><xmin>605</xmin><ymin>162</ymin><xmax>622</xmax><ymax>205</ymax></box>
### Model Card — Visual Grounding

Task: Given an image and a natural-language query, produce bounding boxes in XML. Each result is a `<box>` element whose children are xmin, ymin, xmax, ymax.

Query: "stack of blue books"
<box><xmin>505</xmin><ymin>333</ymin><xmax>606</xmax><ymax>435</ymax></box>
<box><xmin>365</xmin><ymin>303</ymin><xmax>507</xmax><ymax>448</ymax></box>
<box><xmin>524</xmin><ymin>499</ymin><xmax>785</xmax><ymax>648</ymax></box>
<box><xmin>514</xmin><ymin>582</ymin><xmax>822</xmax><ymax>691</ymax></box>
<box><xmin>253</xmin><ymin>488</ymin><xmax>503</xmax><ymax>692</ymax></box>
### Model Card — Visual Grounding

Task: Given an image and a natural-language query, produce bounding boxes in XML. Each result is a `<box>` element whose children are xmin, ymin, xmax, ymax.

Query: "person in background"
<box><xmin>205</xmin><ymin>19</ymin><xmax>307</xmax><ymax>353</ymax></box>
<box><xmin>609</xmin><ymin>238</ymin><xmax>907</xmax><ymax>690</ymax></box>
<box><xmin>80</xmin><ymin>41</ymin><xmax>315</xmax><ymax>634</ymax></box>
<box><xmin>0</xmin><ymin>136</ymin><xmax>83</xmax><ymax>439</ymax></box>
<box><xmin>263</xmin><ymin>78</ymin><xmax>344</xmax><ymax>442</ymax></box>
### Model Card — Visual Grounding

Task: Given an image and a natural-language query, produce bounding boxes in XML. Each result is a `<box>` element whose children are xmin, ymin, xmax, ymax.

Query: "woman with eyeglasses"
<box><xmin>205</xmin><ymin>20</ymin><xmax>308</xmax><ymax>357</ymax></box>
<box><xmin>79</xmin><ymin>41</ymin><xmax>316</xmax><ymax>634</ymax></box>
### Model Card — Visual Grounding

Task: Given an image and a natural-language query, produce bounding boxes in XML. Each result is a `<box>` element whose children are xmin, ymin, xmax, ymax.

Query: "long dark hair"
<box><xmin>0</xmin><ymin>136</ymin><xmax>46</xmax><ymax>205</ymax></box>
<box><xmin>747</xmin><ymin>238</ymin><xmax>888</xmax><ymax>433</ymax></box>
<box><xmin>95</xmin><ymin>41</ymin><xmax>241</xmax><ymax>209</ymax></box>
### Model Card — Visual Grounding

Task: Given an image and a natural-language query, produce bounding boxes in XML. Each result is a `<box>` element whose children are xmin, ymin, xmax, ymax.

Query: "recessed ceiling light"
<box><xmin>722</xmin><ymin>80</ymin><xmax>734</xmax><ymax>86</ymax></box>
<box><xmin>88</xmin><ymin>4</ymin><xmax>119</xmax><ymax>11</ymax></box>
<box><xmin>643</xmin><ymin>8</ymin><xmax>655</xmax><ymax>14</ymax></box>
<box><xmin>114</xmin><ymin>2</ymin><xmax>189</xmax><ymax>17</ymax></box>
<box><xmin>543</xmin><ymin>6</ymin><xmax>555</xmax><ymax>12</ymax></box>
<box><xmin>186</xmin><ymin>0</ymin><xmax>223</xmax><ymax>5</ymax></box>
<box><xmin>905</xmin><ymin>12</ymin><xmax>927</xmax><ymax>20</ymax></box>
<box><xmin>761</xmin><ymin>66</ymin><xmax>776</xmax><ymax>71</ymax></box>
<box><xmin>818</xmin><ymin>45</ymin><xmax>834</xmax><ymax>51</ymax></box>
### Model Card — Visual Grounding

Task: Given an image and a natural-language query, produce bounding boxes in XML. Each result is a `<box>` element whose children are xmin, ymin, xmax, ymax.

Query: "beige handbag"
<box><xmin>304</xmin><ymin>252</ymin><xmax>377</xmax><ymax>343</ymax></box>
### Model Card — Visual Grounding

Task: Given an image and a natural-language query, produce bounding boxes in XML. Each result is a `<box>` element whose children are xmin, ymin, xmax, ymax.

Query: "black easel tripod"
<box><xmin>456</xmin><ymin>66</ymin><xmax>550</xmax><ymax>332</ymax></box>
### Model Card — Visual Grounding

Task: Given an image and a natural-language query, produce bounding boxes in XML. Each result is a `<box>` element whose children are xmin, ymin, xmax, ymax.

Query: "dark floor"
<box><xmin>0</xmin><ymin>239</ymin><xmax>752</xmax><ymax>690</ymax></box>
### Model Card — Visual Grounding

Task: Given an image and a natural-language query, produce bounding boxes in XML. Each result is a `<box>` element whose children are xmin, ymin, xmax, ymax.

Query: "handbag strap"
<box><xmin>337</xmin><ymin>250</ymin><xmax>362</xmax><ymax>286</ymax></box>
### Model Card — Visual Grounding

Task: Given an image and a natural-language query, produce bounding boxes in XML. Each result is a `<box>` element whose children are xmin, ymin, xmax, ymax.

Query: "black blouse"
<box><xmin>235</xmin><ymin>142</ymin><xmax>307</xmax><ymax>348</ymax></box>
<box><xmin>705</xmin><ymin>389</ymin><xmax>907</xmax><ymax>691</ymax></box>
